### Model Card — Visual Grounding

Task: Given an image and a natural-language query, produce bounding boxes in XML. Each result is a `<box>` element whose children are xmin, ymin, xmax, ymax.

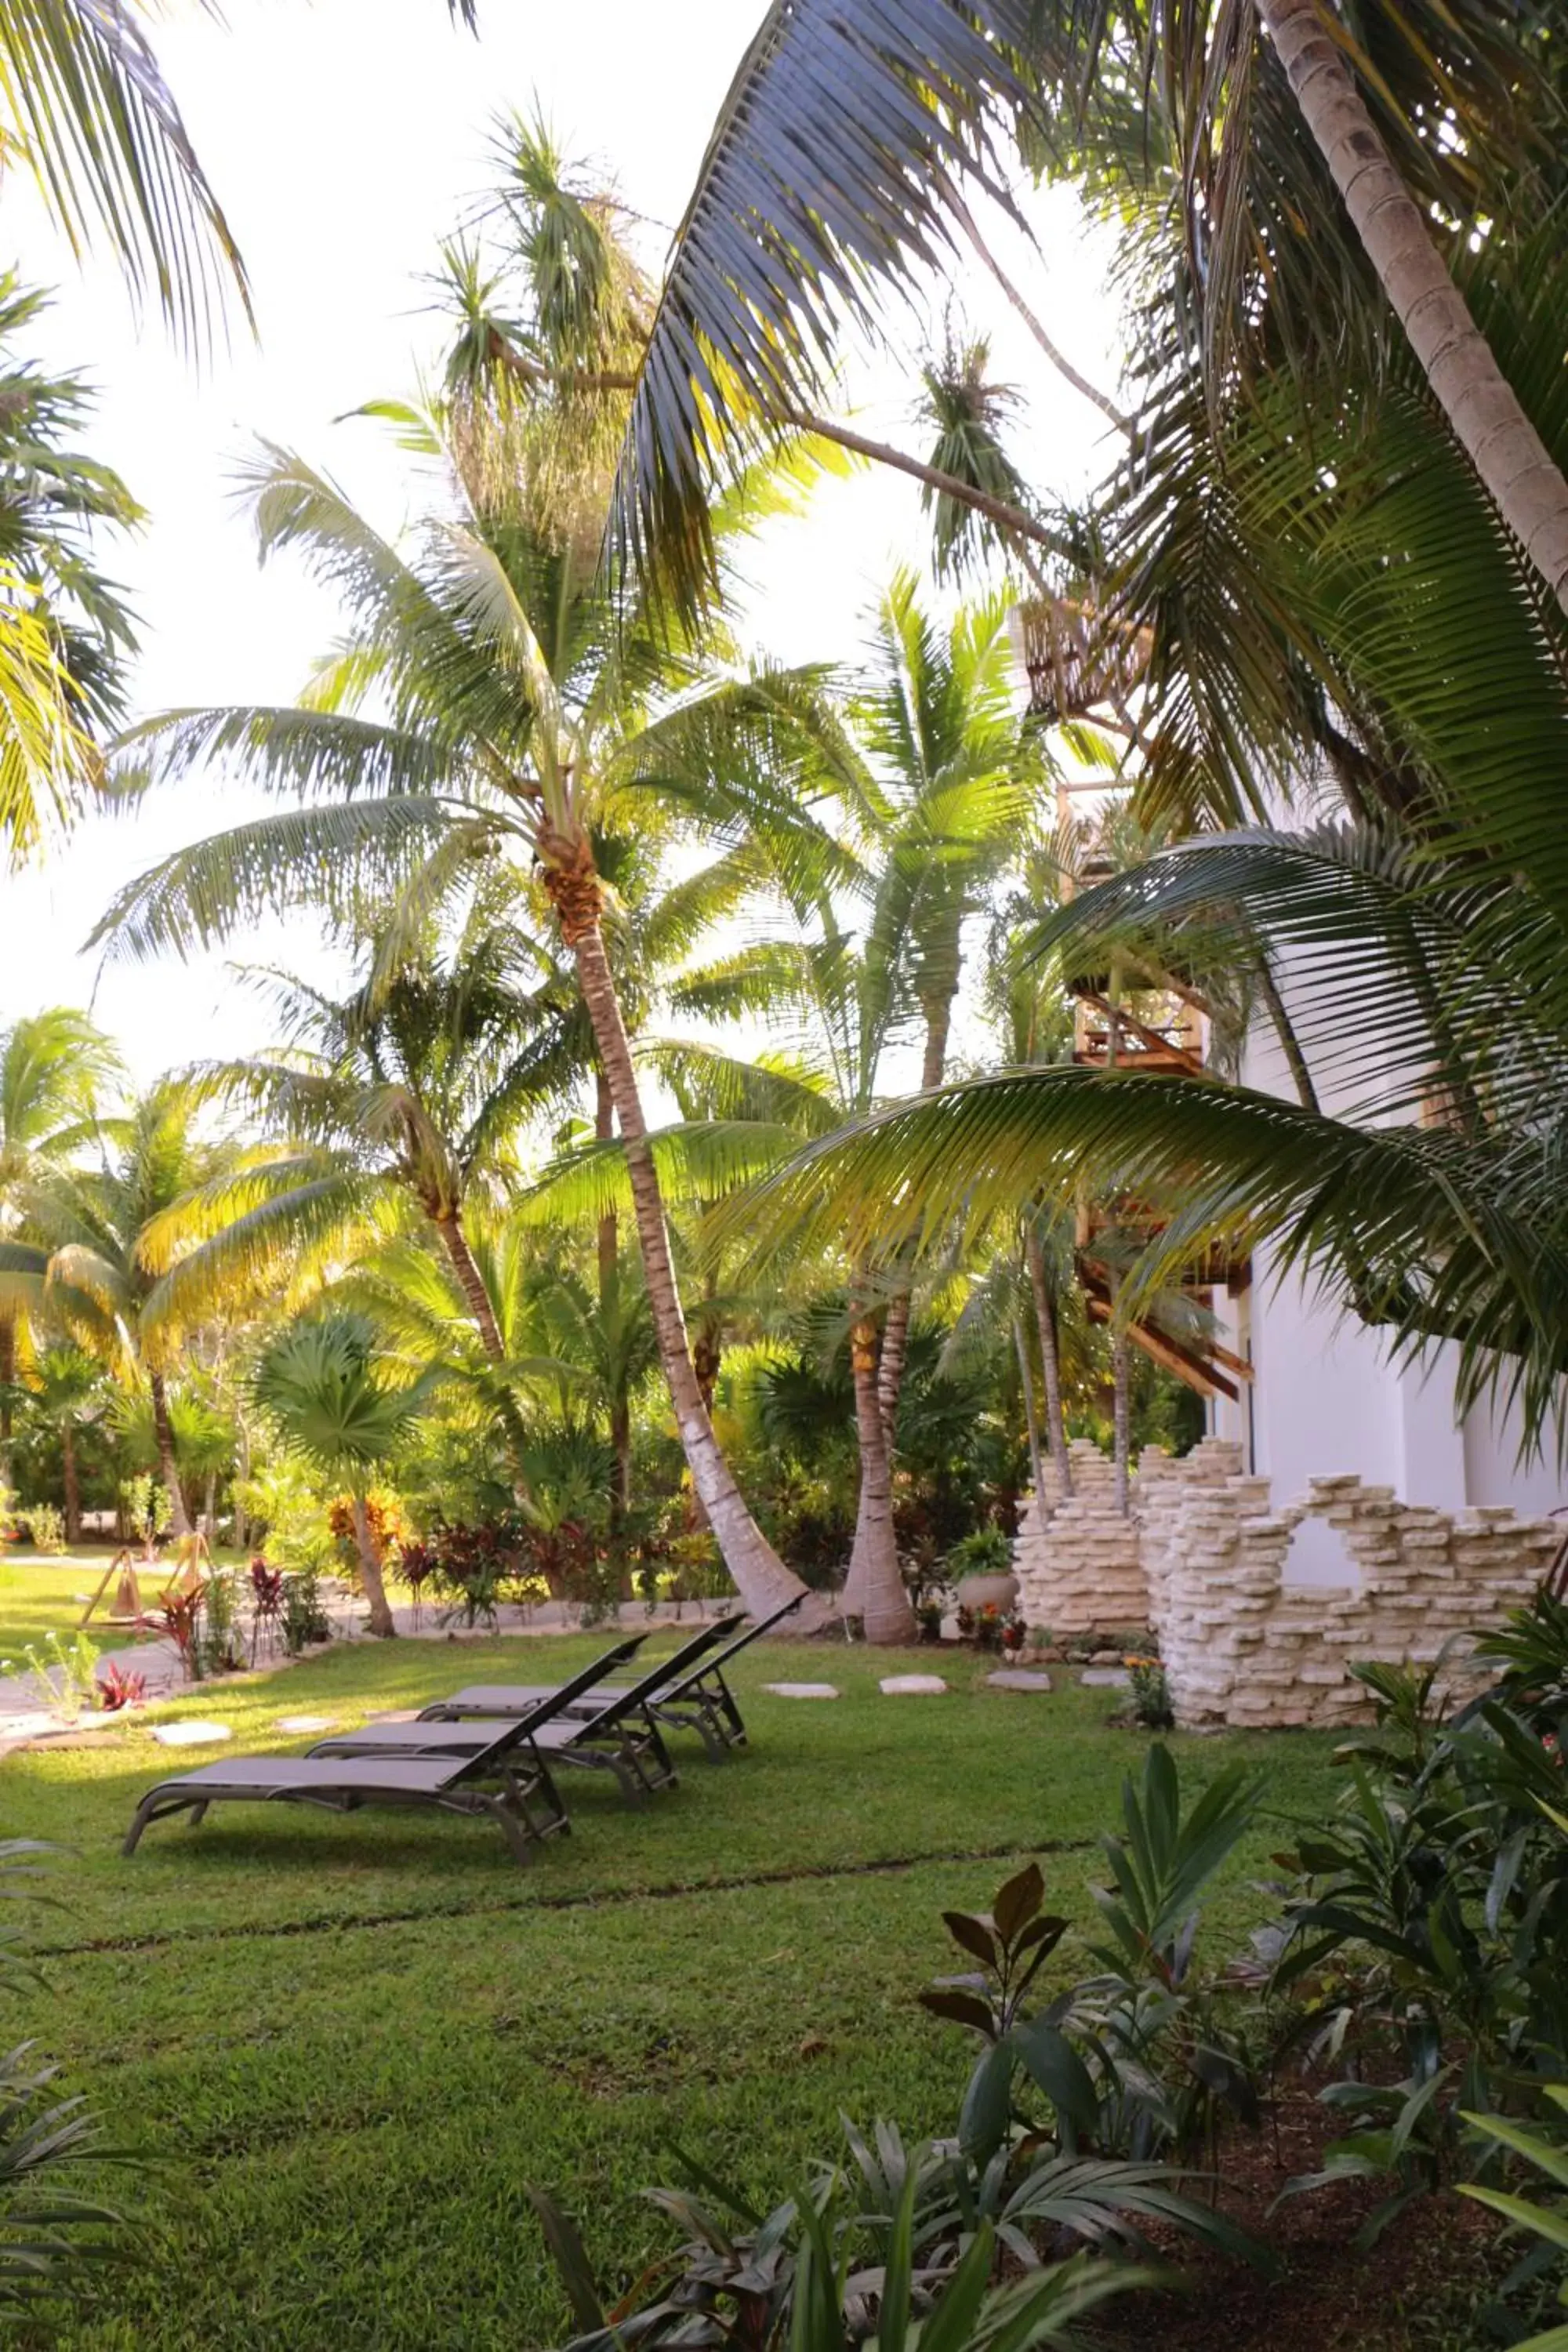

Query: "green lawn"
<box><xmin>0</xmin><ymin>1555</ymin><xmax>133</xmax><ymax>1663</ymax></box>
<box><xmin>3</xmin><ymin>1632</ymin><xmax>1343</xmax><ymax>2351</ymax></box>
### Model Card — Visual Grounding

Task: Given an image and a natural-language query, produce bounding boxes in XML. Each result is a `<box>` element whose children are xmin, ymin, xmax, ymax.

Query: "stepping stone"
<box><xmin>1080</xmin><ymin>1668</ymin><xmax>1132</xmax><ymax>1689</ymax></box>
<box><xmin>368</xmin><ymin>1708</ymin><xmax>423</xmax><ymax>1722</ymax></box>
<box><xmin>276</xmin><ymin>1715</ymin><xmax>336</xmax><ymax>1735</ymax></box>
<box><xmin>987</xmin><ymin>1669</ymin><xmax>1054</xmax><ymax>1693</ymax></box>
<box><xmin>152</xmin><ymin>1720</ymin><xmax>233</xmax><ymax>1746</ymax></box>
<box><xmin>763</xmin><ymin>1682</ymin><xmax>840</xmax><ymax>1699</ymax></box>
<box><xmin>880</xmin><ymin>1675</ymin><xmax>948</xmax><ymax>1696</ymax></box>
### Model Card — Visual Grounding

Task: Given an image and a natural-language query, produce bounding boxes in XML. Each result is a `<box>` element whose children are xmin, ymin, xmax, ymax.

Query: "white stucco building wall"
<box><xmin>1206</xmin><ymin>945</ymin><xmax>1567</xmax><ymax>1573</ymax></box>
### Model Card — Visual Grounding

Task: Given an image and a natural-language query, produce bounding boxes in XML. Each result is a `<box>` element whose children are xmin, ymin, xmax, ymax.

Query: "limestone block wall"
<box><xmin>1013</xmin><ymin>1437</ymin><xmax>1245</xmax><ymax>1635</ymax></box>
<box><xmin>1015</xmin><ymin>1440</ymin><xmax>1556</xmax><ymax>1723</ymax></box>
<box><xmin>1145</xmin><ymin>1470</ymin><xmax>1559</xmax><ymax>1730</ymax></box>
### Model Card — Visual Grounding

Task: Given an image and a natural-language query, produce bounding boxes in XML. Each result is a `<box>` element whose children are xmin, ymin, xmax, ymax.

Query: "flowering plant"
<box><xmin>1124</xmin><ymin>1653</ymin><xmax>1174</xmax><ymax>1730</ymax></box>
<box><xmin>95</xmin><ymin>1661</ymin><xmax>147</xmax><ymax>1712</ymax></box>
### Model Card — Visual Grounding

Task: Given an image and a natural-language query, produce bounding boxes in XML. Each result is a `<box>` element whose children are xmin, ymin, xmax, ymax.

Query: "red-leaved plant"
<box><xmin>96</xmin><ymin>1661</ymin><xmax>147</xmax><ymax>1712</ymax></box>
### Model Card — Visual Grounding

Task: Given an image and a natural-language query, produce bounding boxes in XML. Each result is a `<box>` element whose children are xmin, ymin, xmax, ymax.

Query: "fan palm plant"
<box><xmin>252</xmin><ymin>1313</ymin><xmax>439</xmax><ymax>1637</ymax></box>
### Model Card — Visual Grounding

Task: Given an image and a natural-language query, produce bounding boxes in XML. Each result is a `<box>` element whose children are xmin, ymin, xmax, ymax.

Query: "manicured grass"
<box><xmin>3</xmin><ymin>1631</ymin><xmax>1343</xmax><ymax>2350</ymax></box>
<box><xmin>0</xmin><ymin>1555</ymin><xmax>136</xmax><ymax>1663</ymax></box>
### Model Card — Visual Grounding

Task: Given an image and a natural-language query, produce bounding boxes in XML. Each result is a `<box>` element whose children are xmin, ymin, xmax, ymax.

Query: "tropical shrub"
<box><xmin>281</xmin><ymin>1570</ymin><xmax>330</xmax><ymax>1656</ymax></box>
<box><xmin>19</xmin><ymin>1503</ymin><xmax>65</xmax><ymax>1555</ymax></box>
<box><xmin>924</xmin><ymin>1751</ymin><xmax>1264</xmax><ymax>2171</ymax></box>
<box><xmin>944</xmin><ymin>1526</ymin><xmax>1013</xmax><ymax>1584</ymax></box>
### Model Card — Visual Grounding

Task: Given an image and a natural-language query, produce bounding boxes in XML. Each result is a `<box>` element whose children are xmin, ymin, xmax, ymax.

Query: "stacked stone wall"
<box><xmin>1014</xmin><ymin>1442</ymin><xmax>1557</xmax><ymax>1726</ymax></box>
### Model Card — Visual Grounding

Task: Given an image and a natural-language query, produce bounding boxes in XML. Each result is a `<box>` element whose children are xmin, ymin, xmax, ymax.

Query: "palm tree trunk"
<box><xmin>1025</xmin><ymin>1225</ymin><xmax>1073</xmax><ymax>1501</ymax></box>
<box><xmin>0</xmin><ymin>1312</ymin><xmax>13</xmax><ymax>1492</ymax></box>
<box><xmin>563</xmin><ymin>908</ymin><xmax>813</xmax><ymax>1621</ymax></box>
<box><xmin>595</xmin><ymin>1072</ymin><xmax>619</xmax><ymax>1308</ymax></box>
<box><xmin>351</xmin><ymin>1491</ymin><xmax>397</xmax><ymax>1638</ymax></box>
<box><xmin>1111</xmin><ymin>1305</ymin><xmax>1131</xmax><ymax>1519</ymax></box>
<box><xmin>1013</xmin><ymin>1313</ymin><xmax>1046</xmax><ymax>1510</ymax></box>
<box><xmin>61</xmin><ymin>1422</ymin><xmax>80</xmax><ymax>1547</ymax></box>
<box><xmin>434</xmin><ymin>1212</ymin><xmax>505</xmax><ymax>1360</ymax></box>
<box><xmin>1259</xmin><ymin>0</ymin><xmax>1568</xmax><ymax>619</ymax></box>
<box><xmin>849</xmin><ymin>1314</ymin><xmax>916</xmax><ymax>1644</ymax></box>
<box><xmin>203</xmin><ymin>1468</ymin><xmax>217</xmax><ymax>1541</ymax></box>
<box><xmin>149</xmin><ymin>1371</ymin><xmax>191</xmax><ymax>1537</ymax></box>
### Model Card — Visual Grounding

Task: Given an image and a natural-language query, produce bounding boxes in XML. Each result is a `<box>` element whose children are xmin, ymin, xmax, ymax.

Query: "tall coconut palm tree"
<box><xmin>673</xmin><ymin>917</ymin><xmax>922</xmax><ymax>1641</ymax></box>
<box><xmin>252</xmin><ymin>1313</ymin><xmax>438</xmax><ymax>1639</ymax></box>
<box><xmin>845</xmin><ymin>572</ymin><xmax>1040</xmax><ymax>1448</ymax></box>
<box><xmin>604</xmin><ymin>0</ymin><xmax>1568</xmax><ymax>624</ymax></box>
<box><xmin>0</xmin><ymin>1007</ymin><xmax>116</xmax><ymax>1483</ymax></box>
<box><xmin>93</xmin><ymin>408</ymin><xmax>852</xmax><ymax>1621</ymax></box>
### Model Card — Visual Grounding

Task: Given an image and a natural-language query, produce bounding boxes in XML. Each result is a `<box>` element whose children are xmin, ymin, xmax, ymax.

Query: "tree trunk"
<box><xmin>61</xmin><ymin>1422</ymin><xmax>80</xmax><ymax>1546</ymax></box>
<box><xmin>149</xmin><ymin>1371</ymin><xmax>191</xmax><ymax>1537</ymax></box>
<box><xmin>0</xmin><ymin>1312</ymin><xmax>13</xmax><ymax>1492</ymax></box>
<box><xmin>1259</xmin><ymin>0</ymin><xmax>1568</xmax><ymax>619</ymax></box>
<box><xmin>203</xmin><ymin>1468</ymin><xmax>217</xmax><ymax>1542</ymax></box>
<box><xmin>435</xmin><ymin>1210</ymin><xmax>506</xmax><ymax>1361</ymax></box>
<box><xmin>1013</xmin><ymin>1313</ymin><xmax>1046</xmax><ymax>1512</ymax></box>
<box><xmin>351</xmin><ymin>1491</ymin><xmax>397</xmax><ymax>1638</ymax></box>
<box><xmin>564</xmin><ymin>908</ymin><xmax>813</xmax><ymax>1621</ymax></box>
<box><xmin>595</xmin><ymin>1071</ymin><xmax>619</xmax><ymax>1308</ymax></box>
<box><xmin>848</xmin><ymin>1314</ymin><xmax>916</xmax><ymax>1644</ymax></box>
<box><xmin>1025</xmin><ymin>1225</ymin><xmax>1073</xmax><ymax>1501</ymax></box>
<box><xmin>1111</xmin><ymin>1307</ymin><xmax>1132</xmax><ymax>1519</ymax></box>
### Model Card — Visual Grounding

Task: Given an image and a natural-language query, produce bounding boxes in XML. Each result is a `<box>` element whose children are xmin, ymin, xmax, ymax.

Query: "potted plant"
<box><xmin>944</xmin><ymin>1525</ymin><xmax>1018</xmax><ymax>1617</ymax></box>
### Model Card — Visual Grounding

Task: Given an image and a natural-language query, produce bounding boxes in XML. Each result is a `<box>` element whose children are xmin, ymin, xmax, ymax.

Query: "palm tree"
<box><xmin>94</xmin><ymin>406</ymin><xmax>852</xmax><ymax>1620</ymax></box>
<box><xmin>603</xmin><ymin>2</ymin><xmax>1568</xmax><ymax>623</ymax></box>
<box><xmin>38</xmin><ymin>1082</ymin><xmax>249</xmax><ymax>1537</ymax></box>
<box><xmin>0</xmin><ymin>278</ymin><xmax>143</xmax><ymax>859</ymax></box>
<box><xmin>252</xmin><ymin>1314</ymin><xmax>438</xmax><ymax>1638</ymax></box>
<box><xmin>199</xmin><ymin>885</ymin><xmax>586</xmax><ymax>1375</ymax></box>
<box><xmin>845</xmin><ymin>572</ymin><xmax>1040</xmax><ymax>1446</ymax></box>
<box><xmin>20</xmin><ymin>1345</ymin><xmax>103</xmax><ymax>1544</ymax></box>
<box><xmin>674</xmin><ymin>919</ymin><xmax>920</xmax><ymax>1642</ymax></box>
<box><xmin>0</xmin><ymin>1007</ymin><xmax>117</xmax><ymax>1484</ymax></box>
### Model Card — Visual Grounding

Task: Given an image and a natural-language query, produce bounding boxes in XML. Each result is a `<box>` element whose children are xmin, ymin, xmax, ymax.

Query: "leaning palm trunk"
<box><xmin>1110</xmin><ymin>1312</ymin><xmax>1131</xmax><ymax>1519</ymax></box>
<box><xmin>148</xmin><ymin>1370</ymin><xmax>191</xmax><ymax>1537</ymax></box>
<box><xmin>848</xmin><ymin>1315</ymin><xmax>916</xmax><ymax>1643</ymax></box>
<box><xmin>1259</xmin><ymin>0</ymin><xmax>1568</xmax><ymax>619</ymax></box>
<box><xmin>350</xmin><ymin>1492</ymin><xmax>397</xmax><ymax>1638</ymax></box>
<box><xmin>434</xmin><ymin>1211</ymin><xmax>506</xmax><ymax>1361</ymax></box>
<box><xmin>1025</xmin><ymin>1226</ymin><xmax>1073</xmax><ymax>1502</ymax></box>
<box><xmin>562</xmin><ymin>906</ymin><xmax>812</xmax><ymax>1621</ymax></box>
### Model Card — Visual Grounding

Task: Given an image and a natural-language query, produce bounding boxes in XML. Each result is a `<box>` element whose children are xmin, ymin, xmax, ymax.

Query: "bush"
<box><xmin>20</xmin><ymin>1503</ymin><xmax>65</xmax><ymax>1555</ymax></box>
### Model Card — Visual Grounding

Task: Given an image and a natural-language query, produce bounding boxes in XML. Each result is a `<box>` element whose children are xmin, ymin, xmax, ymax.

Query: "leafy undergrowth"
<box><xmin>3</xmin><ymin>1630</ymin><xmax>1343</xmax><ymax>2349</ymax></box>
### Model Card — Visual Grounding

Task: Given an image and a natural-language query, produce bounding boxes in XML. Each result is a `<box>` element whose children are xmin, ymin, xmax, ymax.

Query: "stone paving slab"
<box><xmin>1080</xmin><ymin>1668</ymin><xmax>1132</xmax><ymax>1689</ymax></box>
<box><xmin>986</xmin><ymin>1669</ymin><xmax>1054</xmax><ymax>1692</ymax></box>
<box><xmin>880</xmin><ymin>1675</ymin><xmax>947</xmax><ymax>1695</ymax></box>
<box><xmin>764</xmin><ymin>1682</ymin><xmax>840</xmax><ymax>1698</ymax></box>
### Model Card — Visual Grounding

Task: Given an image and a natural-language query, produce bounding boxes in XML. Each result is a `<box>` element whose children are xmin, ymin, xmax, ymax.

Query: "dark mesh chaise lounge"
<box><xmin>120</xmin><ymin>1637</ymin><xmax>644</xmax><ymax>1864</ymax></box>
<box><xmin>419</xmin><ymin>1613</ymin><xmax>745</xmax><ymax>1730</ymax></box>
<box><xmin>306</xmin><ymin>1633</ymin><xmax>737</xmax><ymax>1802</ymax></box>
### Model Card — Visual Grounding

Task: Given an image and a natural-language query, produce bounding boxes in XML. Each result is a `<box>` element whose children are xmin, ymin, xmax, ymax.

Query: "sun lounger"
<box><xmin>642</xmin><ymin>1592</ymin><xmax>807</xmax><ymax>1758</ymax></box>
<box><xmin>423</xmin><ymin>1613</ymin><xmax>746</xmax><ymax>1727</ymax></box>
<box><xmin>120</xmin><ymin>1636</ymin><xmax>644</xmax><ymax>1866</ymax></box>
<box><xmin>307</xmin><ymin>1636</ymin><xmax>727</xmax><ymax>1802</ymax></box>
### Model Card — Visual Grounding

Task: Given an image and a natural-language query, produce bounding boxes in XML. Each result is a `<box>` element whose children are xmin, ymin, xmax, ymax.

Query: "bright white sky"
<box><xmin>0</xmin><ymin>0</ymin><xmax>1124</xmax><ymax>1085</ymax></box>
